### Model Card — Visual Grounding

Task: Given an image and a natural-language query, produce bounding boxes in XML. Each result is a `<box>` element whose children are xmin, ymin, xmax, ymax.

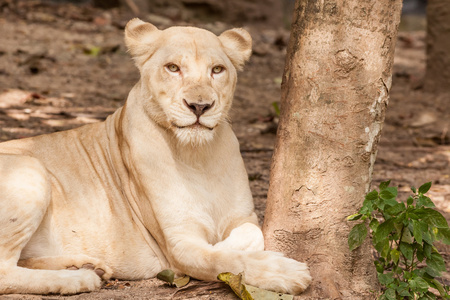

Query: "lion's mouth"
<box><xmin>172</xmin><ymin>121</ymin><xmax>214</xmax><ymax>131</ymax></box>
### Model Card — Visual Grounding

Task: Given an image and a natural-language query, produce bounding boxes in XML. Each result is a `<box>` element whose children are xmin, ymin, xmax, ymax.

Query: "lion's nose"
<box><xmin>184</xmin><ymin>99</ymin><xmax>214</xmax><ymax>118</ymax></box>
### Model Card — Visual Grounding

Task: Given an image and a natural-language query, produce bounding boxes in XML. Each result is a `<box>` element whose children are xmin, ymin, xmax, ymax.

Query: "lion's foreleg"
<box><xmin>167</xmin><ymin>235</ymin><xmax>311</xmax><ymax>295</ymax></box>
<box><xmin>213</xmin><ymin>222</ymin><xmax>264</xmax><ymax>252</ymax></box>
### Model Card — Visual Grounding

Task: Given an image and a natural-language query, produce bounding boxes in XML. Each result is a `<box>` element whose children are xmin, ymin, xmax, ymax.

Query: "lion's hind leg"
<box><xmin>0</xmin><ymin>154</ymin><xmax>102</xmax><ymax>295</ymax></box>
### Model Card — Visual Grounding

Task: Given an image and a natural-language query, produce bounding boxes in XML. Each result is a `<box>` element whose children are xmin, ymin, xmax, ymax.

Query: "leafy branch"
<box><xmin>348</xmin><ymin>181</ymin><xmax>450</xmax><ymax>299</ymax></box>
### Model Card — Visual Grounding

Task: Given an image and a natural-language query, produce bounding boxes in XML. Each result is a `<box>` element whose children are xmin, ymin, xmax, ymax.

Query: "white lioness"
<box><xmin>0</xmin><ymin>19</ymin><xmax>311</xmax><ymax>295</ymax></box>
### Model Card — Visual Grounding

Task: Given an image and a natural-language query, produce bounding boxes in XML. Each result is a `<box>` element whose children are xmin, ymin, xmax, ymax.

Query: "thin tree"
<box><xmin>425</xmin><ymin>0</ymin><xmax>450</xmax><ymax>92</ymax></box>
<box><xmin>262</xmin><ymin>0</ymin><xmax>403</xmax><ymax>298</ymax></box>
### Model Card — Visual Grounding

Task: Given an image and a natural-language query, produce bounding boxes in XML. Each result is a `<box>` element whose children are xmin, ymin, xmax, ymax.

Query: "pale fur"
<box><xmin>0</xmin><ymin>19</ymin><xmax>311</xmax><ymax>295</ymax></box>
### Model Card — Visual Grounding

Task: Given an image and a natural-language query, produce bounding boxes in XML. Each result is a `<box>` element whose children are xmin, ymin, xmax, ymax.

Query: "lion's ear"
<box><xmin>219</xmin><ymin>28</ymin><xmax>252</xmax><ymax>71</ymax></box>
<box><xmin>124</xmin><ymin>18</ymin><xmax>161</xmax><ymax>66</ymax></box>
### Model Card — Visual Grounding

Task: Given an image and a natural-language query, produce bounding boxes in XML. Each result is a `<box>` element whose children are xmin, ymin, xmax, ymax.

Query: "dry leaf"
<box><xmin>156</xmin><ymin>269</ymin><xmax>190</xmax><ymax>288</ymax></box>
<box><xmin>218</xmin><ymin>272</ymin><xmax>294</xmax><ymax>300</ymax></box>
<box><xmin>157</xmin><ymin>269</ymin><xmax>175</xmax><ymax>284</ymax></box>
<box><xmin>217</xmin><ymin>272</ymin><xmax>253</xmax><ymax>300</ymax></box>
<box><xmin>173</xmin><ymin>275</ymin><xmax>190</xmax><ymax>288</ymax></box>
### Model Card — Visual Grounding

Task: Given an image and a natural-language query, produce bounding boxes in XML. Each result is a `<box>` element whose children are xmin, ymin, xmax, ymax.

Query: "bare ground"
<box><xmin>0</xmin><ymin>1</ymin><xmax>449</xmax><ymax>299</ymax></box>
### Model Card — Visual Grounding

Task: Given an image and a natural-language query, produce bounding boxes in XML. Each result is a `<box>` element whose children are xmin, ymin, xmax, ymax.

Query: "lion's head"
<box><xmin>124</xmin><ymin>19</ymin><xmax>252</xmax><ymax>146</ymax></box>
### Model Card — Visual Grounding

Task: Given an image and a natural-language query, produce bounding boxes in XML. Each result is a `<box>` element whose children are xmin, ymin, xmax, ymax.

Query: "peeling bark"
<box><xmin>262</xmin><ymin>0</ymin><xmax>402</xmax><ymax>298</ymax></box>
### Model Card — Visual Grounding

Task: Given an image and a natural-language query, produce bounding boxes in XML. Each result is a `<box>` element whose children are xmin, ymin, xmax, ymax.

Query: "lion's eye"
<box><xmin>212</xmin><ymin>66</ymin><xmax>224</xmax><ymax>74</ymax></box>
<box><xmin>166</xmin><ymin>64</ymin><xmax>180</xmax><ymax>72</ymax></box>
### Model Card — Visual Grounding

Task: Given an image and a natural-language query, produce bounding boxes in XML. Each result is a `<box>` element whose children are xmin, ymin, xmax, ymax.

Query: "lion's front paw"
<box><xmin>58</xmin><ymin>268</ymin><xmax>103</xmax><ymax>294</ymax></box>
<box><xmin>65</xmin><ymin>255</ymin><xmax>113</xmax><ymax>281</ymax></box>
<box><xmin>245</xmin><ymin>251</ymin><xmax>311</xmax><ymax>295</ymax></box>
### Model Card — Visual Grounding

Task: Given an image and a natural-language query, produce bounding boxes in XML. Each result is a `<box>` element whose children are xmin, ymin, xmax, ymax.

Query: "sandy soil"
<box><xmin>0</xmin><ymin>1</ymin><xmax>449</xmax><ymax>299</ymax></box>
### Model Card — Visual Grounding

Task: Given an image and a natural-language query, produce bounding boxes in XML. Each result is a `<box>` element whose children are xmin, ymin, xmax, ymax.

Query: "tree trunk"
<box><xmin>425</xmin><ymin>0</ymin><xmax>450</xmax><ymax>92</ymax></box>
<box><xmin>262</xmin><ymin>0</ymin><xmax>402</xmax><ymax>298</ymax></box>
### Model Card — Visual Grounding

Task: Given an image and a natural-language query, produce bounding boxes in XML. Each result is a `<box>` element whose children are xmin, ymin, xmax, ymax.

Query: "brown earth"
<box><xmin>0</xmin><ymin>1</ymin><xmax>449</xmax><ymax>299</ymax></box>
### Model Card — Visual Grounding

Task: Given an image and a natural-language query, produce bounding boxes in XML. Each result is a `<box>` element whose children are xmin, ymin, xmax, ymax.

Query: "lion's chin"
<box><xmin>173</xmin><ymin>125</ymin><xmax>215</xmax><ymax>146</ymax></box>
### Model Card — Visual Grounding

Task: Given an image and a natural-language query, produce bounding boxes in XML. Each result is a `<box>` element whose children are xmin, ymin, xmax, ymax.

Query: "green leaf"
<box><xmin>385</xmin><ymin>202</ymin><xmax>406</xmax><ymax>216</ymax></box>
<box><xmin>380</xmin><ymin>240</ymin><xmax>390</xmax><ymax>258</ymax></box>
<box><xmin>369</xmin><ymin>218</ymin><xmax>379</xmax><ymax>231</ymax></box>
<box><xmin>391</xmin><ymin>249</ymin><xmax>400</xmax><ymax>265</ymax></box>
<box><xmin>427</xmin><ymin>278</ymin><xmax>447</xmax><ymax>297</ymax></box>
<box><xmin>378</xmin><ymin>272</ymin><xmax>395</xmax><ymax>285</ymax></box>
<box><xmin>425</xmin><ymin>209</ymin><xmax>449</xmax><ymax>229</ymax></box>
<box><xmin>412</xmin><ymin>220</ymin><xmax>423</xmax><ymax>244</ymax></box>
<box><xmin>411</xmin><ymin>186</ymin><xmax>417</xmax><ymax>193</ymax></box>
<box><xmin>422</xmin><ymin>231</ymin><xmax>435</xmax><ymax>244</ymax></box>
<box><xmin>375</xmin><ymin>260</ymin><xmax>385</xmax><ymax>273</ymax></box>
<box><xmin>379</xmin><ymin>180</ymin><xmax>391</xmax><ymax>190</ymax></box>
<box><xmin>375</xmin><ymin>197</ymin><xmax>386</xmax><ymax>210</ymax></box>
<box><xmin>437</xmin><ymin>228</ymin><xmax>450</xmax><ymax>245</ymax></box>
<box><xmin>425</xmin><ymin>266</ymin><xmax>441</xmax><ymax>278</ymax></box>
<box><xmin>397</xmin><ymin>287</ymin><xmax>412</xmax><ymax>297</ymax></box>
<box><xmin>404</xmin><ymin>271</ymin><xmax>412</xmax><ymax>280</ymax></box>
<box><xmin>380</xmin><ymin>189</ymin><xmax>397</xmax><ymax>205</ymax></box>
<box><xmin>395</xmin><ymin>212</ymin><xmax>407</xmax><ymax>225</ymax></box>
<box><xmin>393</xmin><ymin>265</ymin><xmax>403</xmax><ymax>275</ymax></box>
<box><xmin>424</xmin><ymin>243</ymin><xmax>432</xmax><ymax>259</ymax></box>
<box><xmin>409</xmin><ymin>277</ymin><xmax>429</xmax><ymax>292</ymax></box>
<box><xmin>426</xmin><ymin>253</ymin><xmax>446</xmax><ymax>272</ymax></box>
<box><xmin>415</xmin><ymin>244</ymin><xmax>425</xmax><ymax>262</ymax></box>
<box><xmin>409</xmin><ymin>212</ymin><xmax>420</xmax><ymax>220</ymax></box>
<box><xmin>401</xmin><ymin>227</ymin><xmax>414</xmax><ymax>244</ymax></box>
<box><xmin>360</xmin><ymin>190</ymin><xmax>377</xmax><ymax>214</ymax></box>
<box><xmin>399</xmin><ymin>242</ymin><xmax>414</xmax><ymax>261</ymax></box>
<box><xmin>407</xmin><ymin>196</ymin><xmax>414</xmax><ymax>206</ymax></box>
<box><xmin>366</xmin><ymin>190</ymin><xmax>379</xmax><ymax>201</ymax></box>
<box><xmin>384</xmin><ymin>288</ymin><xmax>396</xmax><ymax>300</ymax></box>
<box><xmin>380</xmin><ymin>190</ymin><xmax>394</xmax><ymax>200</ymax></box>
<box><xmin>348</xmin><ymin>223</ymin><xmax>368</xmax><ymax>251</ymax></box>
<box><xmin>408</xmin><ymin>278</ymin><xmax>417</xmax><ymax>290</ymax></box>
<box><xmin>385</xmin><ymin>199</ymin><xmax>399</xmax><ymax>208</ymax></box>
<box><xmin>386</xmin><ymin>186</ymin><xmax>398</xmax><ymax>197</ymax></box>
<box><xmin>416</xmin><ymin>208</ymin><xmax>449</xmax><ymax>228</ymax></box>
<box><xmin>418</xmin><ymin>182</ymin><xmax>432</xmax><ymax>194</ymax></box>
<box><xmin>374</xmin><ymin>219</ymin><xmax>395</xmax><ymax>244</ymax></box>
<box><xmin>413</xmin><ymin>268</ymin><xmax>426</xmax><ymax>277</ymax></box>
<box><xmin>347</xmin><ymin>213</ymin><xmax>363</xmax><ymax>221</ymax></box>
<box><xmin>417</xmin><ymin>195</ymin><xmax>435</xmax><ymax>208</ymax></box>
<box><xmin>374</xmin><ymin>239</ymin><xmax>389</xmax><ymax>256</ymax></box>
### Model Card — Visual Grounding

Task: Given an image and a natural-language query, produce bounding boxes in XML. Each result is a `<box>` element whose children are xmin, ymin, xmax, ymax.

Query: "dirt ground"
<box><xmin>0</xmin><ymin>1</ymin><xmax>449</xmax><ymax>299</ymax></box>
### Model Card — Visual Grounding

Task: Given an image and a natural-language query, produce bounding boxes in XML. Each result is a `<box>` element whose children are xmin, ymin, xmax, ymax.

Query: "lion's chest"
<box><xmin>147</xmin><ymin>155</ymin><xmax>254</xmax><ymax>245</ymax></box>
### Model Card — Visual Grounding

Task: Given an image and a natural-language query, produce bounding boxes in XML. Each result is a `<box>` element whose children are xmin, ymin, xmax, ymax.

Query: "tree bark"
<box><xmin>262</xmin><ymin>0</ymin><xmax>402</xmax><ymax>298</ymax></box>
<box><xmin>425</xmin><ymin>0</ymin><xmax>450</xmax><ymax>93</ymax></box>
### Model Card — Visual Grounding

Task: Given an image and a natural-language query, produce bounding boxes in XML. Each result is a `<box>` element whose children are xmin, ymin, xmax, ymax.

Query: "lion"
<box><xmin>0</xmin><ymin>18</ymin><xmax>311</xmax><ymax>295</ymax></box>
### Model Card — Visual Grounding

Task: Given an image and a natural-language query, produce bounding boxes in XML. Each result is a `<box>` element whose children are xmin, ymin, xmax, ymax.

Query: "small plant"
<box><xmin>348</xmin><ymin>181</ymin><xmax>450</xmax><ymax>299</ymax></box>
